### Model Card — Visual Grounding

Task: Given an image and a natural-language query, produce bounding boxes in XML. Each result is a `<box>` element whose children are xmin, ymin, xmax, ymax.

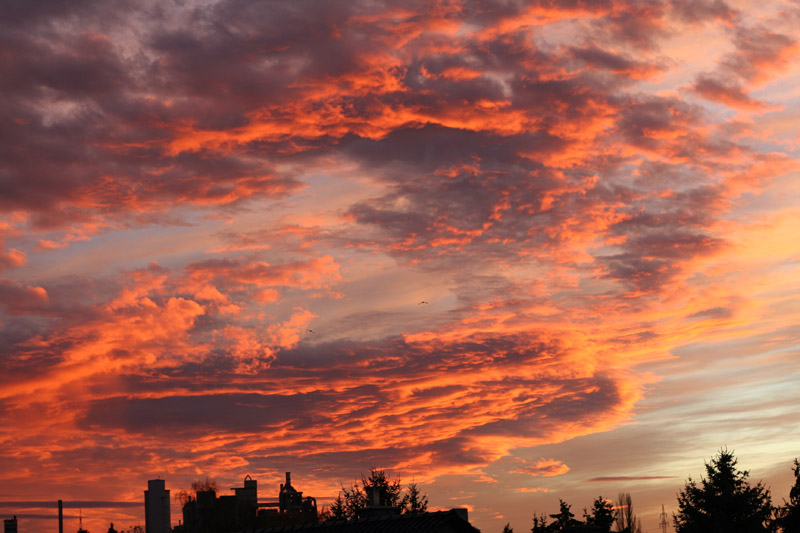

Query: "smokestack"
<box><xmin>285</xmin><ymin>472</ymin><xmax>291</xmax><ymax>485</ymax></box>
<box><xmin>368</xmin><ymin>486</ymin><xmax>381</xmax><ymax>506</ymax></box>
<box><xmin>58</xmin><ymin>500</ymin><xmax>63</xmax><ymax>533</ymax></box>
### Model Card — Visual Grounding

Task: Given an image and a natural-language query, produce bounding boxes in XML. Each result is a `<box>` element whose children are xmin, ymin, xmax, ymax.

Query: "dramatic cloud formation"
<box><xmin>1</xmin><ymin>0</ymin><xmax>798</xmax><ymax>531</ymax></box>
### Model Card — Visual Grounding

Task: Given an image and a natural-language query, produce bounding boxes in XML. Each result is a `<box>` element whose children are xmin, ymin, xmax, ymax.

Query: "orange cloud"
<box><xmin>0</xmin><ymin>242</ymin><xmax>26</xmax><ymax>270</ymax></box>
<box><xmin>512</xmin><ymin>458</ymin><xmax>571</xmax><ymax>477</ymax></box>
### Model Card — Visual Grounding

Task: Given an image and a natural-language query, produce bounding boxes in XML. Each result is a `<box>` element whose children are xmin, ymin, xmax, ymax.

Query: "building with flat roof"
<box><xmin>145</xmin><ymin>479</ymin><xmax>171</xmax><ymax>533</ymax></box>
<box><xmin>3</xmin><ymin>516</ymin><xmax>17</xmax><ymax>533</ymax></box>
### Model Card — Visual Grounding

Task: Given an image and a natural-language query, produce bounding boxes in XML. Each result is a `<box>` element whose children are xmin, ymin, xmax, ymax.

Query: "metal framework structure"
<box><xmin>659</xmin><ymin>504</ymin><xmax>669</xmax><ymax>533</ymax></box>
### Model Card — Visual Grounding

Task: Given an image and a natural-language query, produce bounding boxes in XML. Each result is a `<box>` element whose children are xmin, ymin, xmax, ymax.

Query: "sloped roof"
<box><xmin>244</xmin><ymin>510</ymin><xmax>481</xmax><ymax>533</ymax></box>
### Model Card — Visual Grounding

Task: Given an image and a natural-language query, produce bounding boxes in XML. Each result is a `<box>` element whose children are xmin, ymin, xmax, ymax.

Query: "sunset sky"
<box><xmin>1</xmin><ymin>1</ymin><xmax>799</xmax><ymax>532</ymax></box>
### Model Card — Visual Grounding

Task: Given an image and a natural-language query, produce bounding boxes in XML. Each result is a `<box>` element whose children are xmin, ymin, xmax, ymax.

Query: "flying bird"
<box><xmin>418</xmin><ymin>301</ymin><xmax>428</xmax><ymax>305</ymax></box>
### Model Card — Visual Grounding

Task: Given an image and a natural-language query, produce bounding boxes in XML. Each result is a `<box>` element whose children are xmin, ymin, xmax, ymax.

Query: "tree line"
<box><xmin>522</xmin><ymin>492</ymin><xmax>640</xmax><ymax>533</ymax></box>
<box><xmin>520</xmin><ymin>450</ymin><xmax>800</xmax><ymax>533</ymax></box>
<box><xmin>132</xmin><ymin>449</ymin><xmax>798</xmax><ymax>532</ymax></box>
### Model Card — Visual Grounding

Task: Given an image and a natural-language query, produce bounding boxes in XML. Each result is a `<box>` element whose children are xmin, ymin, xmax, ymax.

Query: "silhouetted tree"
<box><xmin>776</xmin><ymin>459</ymin><xmax>800</xmax><ymax>533</ymax></box>
<box><xmin>614</xmin><ymin>493</ymin><xmax>641</xmax><ymax>533</ymax></box>
<box><xmin>175</xmin><ymin>487</ymin><xmax>193</xmax><ymax>507</ymax></box>
<box><xmin>674</xmin><ymin>449</ymin><xmax>775</xmax><ymax>533</ymax></box>
<box><xmin>320</xmin><ymin>469</ymin><xmax>429</xmax><ymax>522</ymax></box>
<box><xmin>550</xmin><ymin>499</ymin><xmax>582</xmax><ymax>531</ymax></box>
<box><xmin>319</xmin><ymin>493</ymin><xmax>347</xmax><ymax>522</ymax></box>
<box><xmin>328</xmin><ymin>468</ymin><xmax>412</xmax><ymax>520</ymax></box>
<box><xmin>531</xmin><ymin>512</ymin><xmax>549</xmax><ymax>533</ymax></box>
<box><xmin>341</xmin><ymin>480</ymin><xmax>367</xmax><ymax>520</ymax></box>
<box><xmin>176</xmin><ymin>476</ymin><xmax>218</xmax><ymax>506</ymax></box>
<box><xmin>192</xmin><ymin>476</ymin><xmax>218</xmax><ymax>493</ymax></box>
<box><xmin>401</xmin><ymin>481</ymin><xmax>429</xmax><ymax>514</ymax></box>
<box><xmin>503</xmin><ymin>523</ymin><xmax>514</xmax><ymax>533</ymax></box>
<box><xmin>362</xmin><ymin>468</ymin><xmax>403</xmax><ymax>505</ymax></box>
<box><xmin>584</xmin><ymin>497</ymin><xmax>614</xmax><ymax>533</ymax></box>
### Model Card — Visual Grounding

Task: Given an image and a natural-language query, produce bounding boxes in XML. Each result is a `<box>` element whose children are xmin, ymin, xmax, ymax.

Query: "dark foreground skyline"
<box><xmin>3</xmin><ymin>451</ymin><xmax>800</xmax><ymax>532</ymax></box>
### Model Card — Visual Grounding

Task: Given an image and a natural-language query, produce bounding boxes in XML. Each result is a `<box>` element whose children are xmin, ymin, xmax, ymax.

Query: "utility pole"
<box><xmin>659</xmin><ymin>504</ymin><xmax>668</xmax><ymax>533</ymax></box>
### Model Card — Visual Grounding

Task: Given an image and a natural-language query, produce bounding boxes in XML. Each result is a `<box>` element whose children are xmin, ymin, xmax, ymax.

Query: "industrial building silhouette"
<box><xmin>3</xmin><ymin>516</ymin><xmax>17</xmax><ymax>533</ymax></box>
<box><xmin>0</xmin><ymin>473</ymin><xmax>478</xmax><ymax>533</ymax></box>
<box><xmin>171</xmin><ymin>472</ymin><xmax>317</xmax><ymax>532</ymax></box>
<box><xmin>159</xmin><ymin>473</ymin><xmax>478</xmax><ymax>533</ymax></box>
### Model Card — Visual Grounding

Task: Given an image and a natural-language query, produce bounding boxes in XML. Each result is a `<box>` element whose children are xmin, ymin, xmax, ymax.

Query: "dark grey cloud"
<box><xmin>80</xmin><ymin>392</ymin><xmax>335</xmax><ymax>434</ymax></box>
<box><xmin>0</xmin><ymin>501</ymin><xmax>139</xmax><ymax>509</ymax></box>
<box><xmin>594</xmin><ymin>0</ymin><xmax>669</xmax><ymax>50</ymax></box>
<box><xmin>587</xmin><ymin>476</ymin><xmax>676</xmax><ymax>482</ymax></box>
<box><xmin>687</xmin><ymin>306</ymin><xmax>732</xmax><ymax>320</ymax></box>
<box><xmin>569</xmin><ymin>44</ymin><xmax>666</xmax><ymax>77</ymax></box>
<box><xmin>0</xmin><ymin>279</ymin><xmax>48</xmax><ymax>315</ymax></box>
<box><xmin>669</xmin><ymin>0</ymin><xmax>738</xmax><ymax>23</ymax></box>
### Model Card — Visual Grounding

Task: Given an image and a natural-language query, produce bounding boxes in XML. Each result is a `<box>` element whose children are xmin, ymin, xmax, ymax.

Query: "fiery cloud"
<box><xmin>1</xmin><ymin>1</ymin><xmax>798</xmax><ymax>532</ymax></box>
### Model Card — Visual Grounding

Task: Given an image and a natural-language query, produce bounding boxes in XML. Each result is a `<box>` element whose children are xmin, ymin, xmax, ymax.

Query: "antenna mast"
<box><xmin>659</xmin><ymin>504</ymin><xmax>668</xmax><ymax>533</ymax></box>
<box><xmin>77</xmin><ymin>508</ymin><xmax>89</xmax><ymax>533</ymax></box>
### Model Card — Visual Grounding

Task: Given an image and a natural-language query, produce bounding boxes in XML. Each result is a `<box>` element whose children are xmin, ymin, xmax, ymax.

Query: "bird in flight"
<box><xmin>418</xmin><ymin>301</ymin><xmax>428</xmax><ymax>305</ymax></box>
<box><xmin>307</xmin><ymin>329</ymin><xmax>314</xmax><ymax>333</ymax></box>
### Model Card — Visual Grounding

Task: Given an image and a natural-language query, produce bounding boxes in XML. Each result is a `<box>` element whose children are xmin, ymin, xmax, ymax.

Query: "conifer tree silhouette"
<box><xmin>674</xmin><ymin>449</ymin><xmax>774</xmax><ymax>532</ymax></box>
<box><xmin>584</xmin><ymin>496</ymin><xmax>614</xmax><ymax>533</ymax></box>
<box><xmin>549</xmin><ymin>499</ymin><xmax>581</xmax><ymax>531</ymax></box>
<box><xmin>776</xmin><ymin>458</ymin><xmax>800</xmax><ymax>532</ymax></box>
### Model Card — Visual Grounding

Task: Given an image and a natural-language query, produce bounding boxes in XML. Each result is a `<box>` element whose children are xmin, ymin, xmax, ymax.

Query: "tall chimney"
<box><xmin>285</xmin><ymin>472</ymin><xmax>291</xmax><ymax>485</ymax></box>
<box><xmin>369</xmin><ymin>486</ymin><xmax>381</xmax><ymax>506</ymax></box>
<box><xmin>58</xmin><ymin>500</ymin><xmax>63</xmax><ymax>533</ymax></box>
